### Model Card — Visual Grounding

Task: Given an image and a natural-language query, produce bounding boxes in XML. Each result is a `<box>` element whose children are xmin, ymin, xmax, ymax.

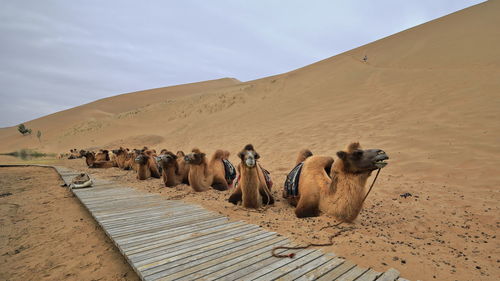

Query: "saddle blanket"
<box><xmin>284</xmin><ymin>162</ymin><xmax>304</xmax><ymax>197</ymax></box>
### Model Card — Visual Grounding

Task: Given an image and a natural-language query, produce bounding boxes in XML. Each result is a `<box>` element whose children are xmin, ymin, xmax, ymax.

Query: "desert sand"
<box><xmin>0</xmin><ymin>1</ymin><xmax>499</xmax><ymax>280</ymax></box>
<box><xmin>0</xmin><ymin>167</ymin><xmax>139</xmax><ymax>281</ymax></box>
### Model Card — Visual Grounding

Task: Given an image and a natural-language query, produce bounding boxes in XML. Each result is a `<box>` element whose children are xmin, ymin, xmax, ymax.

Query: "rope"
<box><xmin>271</xmin><ymin>168</ymin><xmax>382</xmax><ymax>258</ymax></box>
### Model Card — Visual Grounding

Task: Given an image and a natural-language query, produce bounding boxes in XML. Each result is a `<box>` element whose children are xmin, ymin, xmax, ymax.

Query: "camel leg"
<box><xmin>228</xmin><ymin>185</ymin><xmax>242</xmax><ymax>205</ymax></box>
<box><xmin>295</xmin><ymin>196</ymin><xmax>320</xmax><ymax>218</ymax></box>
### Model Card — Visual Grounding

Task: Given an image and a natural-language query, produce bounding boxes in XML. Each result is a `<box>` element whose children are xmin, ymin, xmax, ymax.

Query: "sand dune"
<box><xmin>1</xmin><ymin>1</ymin><xmax>499</xmax><ymax>280</ymax></box>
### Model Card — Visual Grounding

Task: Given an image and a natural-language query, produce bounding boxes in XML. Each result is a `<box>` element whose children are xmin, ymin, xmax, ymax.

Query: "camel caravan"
<box><xmin>72</xmin><ymin>142</ymin><xmax>389</xmax><ymax>222</ymax></box>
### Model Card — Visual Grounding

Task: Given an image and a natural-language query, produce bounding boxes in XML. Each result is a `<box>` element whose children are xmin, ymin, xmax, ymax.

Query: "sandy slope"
<box><xmin>0</xmin><ymin>167</ymin><xmax>139</xmax><ymax>281</ymax></box>
<box><xmin>1</xmin><ymin>1</ymin><xmax>499</xmax><ymax>280</ymax></box>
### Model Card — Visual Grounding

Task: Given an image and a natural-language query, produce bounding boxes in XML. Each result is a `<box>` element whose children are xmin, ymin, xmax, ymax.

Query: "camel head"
<box><xmin>158</xmin><ymin>151</ymin><xmax>177</xmax><ymax>166</ymax></box>
<box><xmin>112</xmin><ymin>147</ymin><xmax>127</xmax><ymax>156</ymax></box>
<box><xmin>134</xmin><ymin>151</ymin><xmax>150</xmax><ymax>165</ymax></box>
<box><xmin>238</xmin><ymin>144</ymin><xmax>260</xmax><ymax>168</ymax></box>
<box><xmin>336</xmin><ymin>142</ymin><xmax>389</xmax><ymax>173</ymax></box>
<box><xmin>83</xmin><ymin>151</ymin><xmax>95</xmax><ymax>160</ymax></box>
<box><xmin>176</xmin><ymin>151</ymin><xmax>185</xmax><ymax>157</ymax></box>
<box><xmin>184</xmin><ymin>148</ymin><xmax>206</xmax><ymax>165</ymax></box>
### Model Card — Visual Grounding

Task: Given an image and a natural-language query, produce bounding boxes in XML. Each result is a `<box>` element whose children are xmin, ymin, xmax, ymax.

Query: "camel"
<box><xmin>95</xmin><ymin>149</ymin><xmax>110</xmax><ymax>161</ymax></box>
<box><xmin>134</xmin><ymin>149</ymin><xmax>161</xmax><ymax>180</ymax></box>
<box><xmin>83</xmin><ymin>151</ymin><xmax>116</xmax><ymax>168</ymax></box>
<box><xmin>176</xmin><ymin>151</ymin><xmax>190</xmax><ymax>184</ymax></box>
<box><xmin>112</xmin><ymin>147</ymin><xmax>130</xmax><ymax>169</ymax></box>
<box><xmin>284</xmin><ymin>142</ymin><xmax>389</xmax><ymax>222</ymax></box>
<box><xmin>295</xmin><ymin>149</ymin><xmax>313</xmax><ymax>165</ymax></box>
<box><xmin>228</xmin><ymin>144</ymin><xmax>274</xmax><ymax>208</ymax></box>
<box><xmin>184</xmin><ymin>148</ymin><xmax>229</xmax><ymax>192</ymax></box>
<box><xmin>157</xmin><ymin>150</ymin><xmax>189</xmax><ymax>187</ymax></box>
<box><xmin>68</xmin><ymin>149</ymin><xmax>80</xmax><ymax>159</ymax></box>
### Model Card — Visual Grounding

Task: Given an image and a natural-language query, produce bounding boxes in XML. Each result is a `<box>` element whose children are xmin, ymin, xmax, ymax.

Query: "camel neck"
<box><xmin>240</xmin><ymin>165</ymin><xmax>261</xmax><ymax>208</ymax></box>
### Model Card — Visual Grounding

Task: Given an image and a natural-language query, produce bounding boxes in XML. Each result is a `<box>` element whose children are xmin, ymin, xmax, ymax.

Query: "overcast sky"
<box><xmin>0</xmin><ymin>0</ymin><xmax>484</xmax><ymax>127</ymax></box>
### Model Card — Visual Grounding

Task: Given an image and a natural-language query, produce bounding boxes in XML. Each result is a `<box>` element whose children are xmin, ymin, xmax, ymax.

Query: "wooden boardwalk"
<box><xmin>45</xmin><ymin>165</ymin><xmax>408</xmax><ymax>280</ymax></box>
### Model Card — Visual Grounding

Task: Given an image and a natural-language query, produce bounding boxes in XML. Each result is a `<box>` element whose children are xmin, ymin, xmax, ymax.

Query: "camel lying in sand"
<box><xmin>284</xmin><ymin>142</ymin><xmax>389</xmax><ymax>222</ymax></box>
<box><xmin>184</xmin><ymin>148</ymin><xmax>229</xmax><ymax>192</ymax></box>
<box><xmin>134</xmin><ymin>148</ymin><xmax>161</xmax><ymax>180</ymax></box>
<box><xmin>228</xmin><ymin>144</ymin><xmax>274</xmax><ymax>208</ymax></box>
<box><xmin>83</xmin><ymin>151</ymin><xmax>116</xmax><ymax>168</ymax></box>
<box><xmin>95</xmin><ymin>150</ymin><xmax>110</xmax><ymax>161</ymax></box>
<box><xmin>112</xmin><ymin>147</ymin><xmax>132</xmax><ymax>169</ymax></box>
<box><xmin>157</xmin><ymin>150</ymin><xmax>190</xmax><ymax>187</ymax></box>
<box><xmin>68</xmin><ymin>149</ymin><xmax>80</xmax><ymax>159</ymax></box>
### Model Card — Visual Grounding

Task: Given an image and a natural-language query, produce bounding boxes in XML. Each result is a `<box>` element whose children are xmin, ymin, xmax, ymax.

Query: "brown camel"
<box><xmin>184</xmin><ymin>148</ymin><xmax>228</xmax><ymax>192</ymax></box>
<box><xmin>176</xmin><ymin>151</ymin><xmax>190</xmax><ymax>184</ymax></box>
<box><xmin>68</xmin><ymin>149</ymin><xmax>80</xmax><ymax>159</ymax></box>
<box><xmin>112</xmin><ymin>147</ymin><xmax>130</xmax><ymax>169</ymax></box>
<box><xmin>157</xmin><ymin>150</ymin><xmax>189</xmax><ymax>187</ymax></box>
<box><xmin>295</xmin><ymin>149</ymin><xmax>313</xmax><ymax>165</ymax></box>
<box><xmin>83</xmin><ymin>151</ymin><xmax>116</xmax><ymax>168</ymax></box>
<box><xmin>95</xmin><ymin>149</ymin><xmax>110</xmax><ymax>161</ymax></box>
<box><xmin>228</xmin><ymin>144</ymin><xmax>274</xmax><ymax>208</ymax></box>
<box><xmin>285</xmin><ymin>142</ymin><xmax>389</xmax><ymax>222</ymax></box>
<box><xmin>134</xmin><ymin>149</ymin><xmax>161</xmax><ymax>180</ymax></box>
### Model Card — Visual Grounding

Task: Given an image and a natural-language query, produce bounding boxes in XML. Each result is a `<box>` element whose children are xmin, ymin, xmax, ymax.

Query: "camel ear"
<box><xmin>337</xmin><ymin>151</ymin><xmax>347</xmax><ymax>160</ymax></box>
<box><xmin>255</xmin><ymin>152</ymin><xmax>260</xmax><ymax>159</ymax></box>
<box><xmin>238</xmin><ymin>151</ymin><xmax>245</xmax><ymax>160</ymax></box>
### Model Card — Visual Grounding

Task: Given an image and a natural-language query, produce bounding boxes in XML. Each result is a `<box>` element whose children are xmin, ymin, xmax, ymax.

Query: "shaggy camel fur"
<box><xmin>134</xmin><ymin>149</ymin><xmax>161</xmax><ymax>180</ymax></box>
<box><xmin>176</xmin><ymin>151</ymin><xmax>190</xmax><ymax>184</ymax></box>
<box><xmin>157</xmin><ymin>150</ymin><xmax>189</xmax><ymax>187</ymax></box>
<box><xmin>228</xmin><ymin>144</ymin><xmax>274</xmax><ymax>208</ymax></box>
<box><xmin>295</xmin><ymin>149</ymin><xmax>313</xmax><ymax>165</ymax></box>
<box><xmin>83</xmin><ymin>151</ymin><xmax>116</xmax><ymax>168</ymax></box>
<box><xmin>184</xmin><ymin>148</ymin><xmax>228</xmax><ymax>192</ymax></box>
<box><xmin>289</xmin><ymin>142</ymin><xmax>389</xmax><ymax>222</ymax></box>
<box><xmin>95</xmin><ymin>150</ymin><xmax>110</xmax><ymax>161</ymax></box>
<box><xmin>68</xmin><ymin>149</ymin><xmax>80</xmax><ymax>159</ymax></box>
<box><xmin>112</xmin><ymin>147</ymin><xmax>130</xmax><ymax>169</ymax></box>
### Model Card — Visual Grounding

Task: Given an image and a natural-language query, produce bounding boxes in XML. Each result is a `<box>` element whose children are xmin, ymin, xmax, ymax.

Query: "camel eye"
<box><xmin>353</xmin><ymin>150</ymin><xmax>363</xmax><ymax>158</ymax></box>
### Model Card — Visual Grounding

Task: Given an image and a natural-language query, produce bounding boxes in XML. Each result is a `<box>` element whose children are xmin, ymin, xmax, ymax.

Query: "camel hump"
<box><xmin>296</xmin><ymin>149</ymin><xmax>313</xmax><ymax>165</ymax></box>
<box><xmin>304</xmin><ymin>156</ymin><xmax>334</xmax><ymax>172</ymax></box>
<box><xmin>212</xmin><ymin>149</ymin><xmax>225</xmax><ymax>159</ymax></box>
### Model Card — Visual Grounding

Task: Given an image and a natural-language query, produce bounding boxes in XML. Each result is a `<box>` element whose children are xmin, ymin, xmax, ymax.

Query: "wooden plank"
<box><xmin>100</xmin><ymin>207</ymin><xmax>207</xmax><ymax>228</ymax></box>
<box><xmin>122</xmin><ymin>221</ymin><xmax>245</xmax><ymax>252</ymax></box>
<box><xmin>106</xmin><ymin>212</ymin><xmax>221</xmax><ymax>237</ymax></box>
<box><xmin>162</xmin><ymin>237</ymin><xmax>290</xmax><ymax>281</ymax></box>
<box><xmin>355</xmin><ymin>269</ymin><xmax>381</xmax><ymax>281</ymax></box>
<box><xmin>240</xmin><ymin>248</ymin><xmax>320</xmax><ymax>280</ymax></box>
<box><xmin>138</xmin><ymin>229</ymin><xmax>274</xmax><ymax>273</ymax></box>
<box><xmin>336</xmin><ymin>266</ymin><xmax>370</xmax><ymax>281</ymax></box>
<box><xmin>114</xmin><ymin>216</ymin><xmax>228</xmax><ymax>242</ymax></box>
<box><xmin>274</xmin><ymin>253</ymin><xmax>336</xmax><ymax>281</ymax></box>
<box><xmin>141</xmin><ymin>231</ymin><xmax>278</xmax><ymax>279</ymax></box>
<box><xmin>295</xmin><ymin>257</ymin><xmax>345</xmax><ymax>281</ymax></box>
<box><xmin>100</xmin><ymin>209</ymin><xmax>199</xmax><ymax>229</ymax></box>
<box><xmin>252</xmin><ymin>250</ymin><xmax>324</xmax><ymax>281</ymax></box>
<box><xmin>127</xmin><ymin>223</ymin><xmax>259</xmax><ymax>259</ymax></box>
<box><xmin>315</xmin><ymin>261</ymin><xmax>356</xmax><ymax>281</ymax></box>
<box><xmin>131</xmin><ymin>227</ymin><xmax>265</xmax><ymax>269</ymax></box>
<box><xmin>109</xmin><ymin>214</ymin><xmax>225</xmax><ymax>241</ymax></box>
<box><xmin>119</xmin><ymin>218</ymin><xmax>231</xmax><ymax>249</ymax></box>
<box><xmin>377</xmin><ymin>268</ymin><xmax>400</xmax><ymax>281</ymax></box>
<box><xmin>199</xmin><ymin>242</ymin><xmax>299</xmax><ymax>280</ymax></box>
